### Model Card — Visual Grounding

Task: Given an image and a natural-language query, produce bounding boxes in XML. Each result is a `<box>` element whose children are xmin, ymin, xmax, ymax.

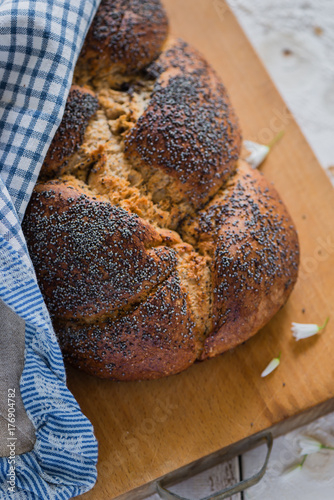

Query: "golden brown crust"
<box><xmin>181</xmin><ymin>161</ymin><xmax>299</xmax><ymax>359</ymax></box>
<box><xmin>76</xmin><ymin>0</ymin><xmax>169</xmax><ymax>85</ymax></box>
<box><xmin>41</xmin><ymin>86</ymin><xmax>98</xmax><ymax>180</ymax></box>
<box><xmin>22</xmin><ymin>2</ymin><xmax>299</xmax><ymax>381</ymax></box>
<box><xmin>124</xmin><ymin>39</ymin><xmax>242</xmax><ymax>208</ymax></box>
<box><xmin>24</xmin><ymin>161</ymin><xmax>299</xmax><ymax>378</ymax></box>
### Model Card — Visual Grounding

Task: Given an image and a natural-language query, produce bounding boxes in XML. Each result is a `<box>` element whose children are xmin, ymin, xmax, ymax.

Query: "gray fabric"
<box><xmin>0</xmin><ymin>299</ymin><xmax>35</xmax><ymax>457</ymax></box>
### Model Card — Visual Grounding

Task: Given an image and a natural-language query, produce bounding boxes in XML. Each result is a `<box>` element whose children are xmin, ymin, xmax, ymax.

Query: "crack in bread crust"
<box><xmin>23</xmin><ymin>0</ymin><xmax>299</xmax><ymax>380</ymax></box>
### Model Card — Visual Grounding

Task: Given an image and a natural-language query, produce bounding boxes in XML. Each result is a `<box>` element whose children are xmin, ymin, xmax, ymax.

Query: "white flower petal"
<box><xmin>292</xmin><ymin>318</ymin><xmax>329</xmax><ymax>341</ymax></box>
<box><xmin>261</xmin><ymin>356</ymin><xmax>280</xmax><ymax>377</ymax></box>
<box><xmin>298</xmin><ymin>436</ymin><xmax>322</xmax><ymax>455</ymax></box>
<box><xmin>244</xmin><ymin>140</ymin><xmax>270</xmax><ymax>169</ymax></box>
<box><xmin>292</xmin><ymin>322</ymin><xmax>319</xmax><ymax>340</ymax></box>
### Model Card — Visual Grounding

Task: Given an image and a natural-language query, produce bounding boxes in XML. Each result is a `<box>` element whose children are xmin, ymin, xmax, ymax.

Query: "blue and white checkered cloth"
<box><xmin>0</xmin><ymin>0</ymin><xmax>100</xmax><ymax>498</ymax></box>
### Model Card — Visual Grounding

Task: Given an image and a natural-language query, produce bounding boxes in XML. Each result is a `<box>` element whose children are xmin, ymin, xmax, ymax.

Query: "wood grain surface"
<box><xmin>68</xmin><ymin>1</ymin><xmax>334</xmax><ymax>498</ymax></box>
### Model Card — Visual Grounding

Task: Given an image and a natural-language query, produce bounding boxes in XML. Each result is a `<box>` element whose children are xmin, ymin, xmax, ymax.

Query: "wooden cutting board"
<box><xmin>68</xmin><ymin>0</ymin><xmax>334</xmax><ymax>498</ymax></box>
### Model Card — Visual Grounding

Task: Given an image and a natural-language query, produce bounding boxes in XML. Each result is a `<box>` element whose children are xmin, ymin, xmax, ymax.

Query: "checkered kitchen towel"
<box><xmin>0</xmin><ymin>0</ymin><xmax>100</xmax><ymax>498</ymax></box>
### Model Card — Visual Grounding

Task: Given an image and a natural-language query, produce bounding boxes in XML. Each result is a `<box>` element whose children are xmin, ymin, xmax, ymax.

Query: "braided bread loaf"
<box><xmin>22</xmin><ymin>0</ymin><xmax>299</xmax><ymax>380</ymax></box>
